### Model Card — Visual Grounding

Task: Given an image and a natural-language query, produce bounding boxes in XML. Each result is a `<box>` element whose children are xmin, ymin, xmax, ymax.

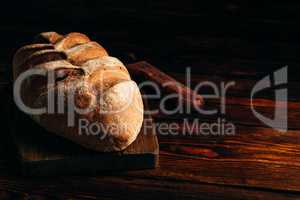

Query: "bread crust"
<box><xmin>13</xmin><ymin>32</ymin><xmax>144</xmax><ymax>152</ymax></box>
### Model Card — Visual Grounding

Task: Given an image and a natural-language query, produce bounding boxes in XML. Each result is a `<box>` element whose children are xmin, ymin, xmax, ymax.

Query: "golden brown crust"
<box><xmin>13</xmin><ymin>32</ymin><xmax>144</xmax><ymax>152</ymax></box>
<box><xmin>66</xmin><ymin>41</ymin><xmax>108</xmax><ymax>65</ymax></box>
<box><xmin>55</xmin><ymin>32</ymin><xmax>90</xmax><ymax>50</ymax></box>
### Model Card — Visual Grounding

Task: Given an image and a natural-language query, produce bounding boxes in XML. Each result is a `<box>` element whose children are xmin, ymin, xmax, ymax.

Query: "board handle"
<box><xmin>127</xmin><ymin>61</ymin><xmax>204</xmax><ymax>108</ymax></box>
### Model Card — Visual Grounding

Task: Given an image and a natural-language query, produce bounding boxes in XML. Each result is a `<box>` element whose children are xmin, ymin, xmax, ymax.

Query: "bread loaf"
<box><xmin>13</xmin><ymin>32</ymin><xmax>144</xmax><ymax>152</ymax></box>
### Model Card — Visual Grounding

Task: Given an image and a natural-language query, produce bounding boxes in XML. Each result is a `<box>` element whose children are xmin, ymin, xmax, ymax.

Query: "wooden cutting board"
<box><xmin>11</xmin><ymin>99</ymin><xmax>159</xmax><ymax>176</ymax></box>
<box><xmin>10</xmin><ymin>61</ymin><xmax>198</xmax><ymax>176</ymax></box>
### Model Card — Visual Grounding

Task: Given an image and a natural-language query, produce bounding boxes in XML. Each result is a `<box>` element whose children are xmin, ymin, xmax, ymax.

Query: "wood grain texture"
<box><xmin>0</xmin><ymin>1</ymin><xmax>300</xmax><ymax>198</ymax></box>
<box><xmin>154</xmin><ymin>126</ymin><xmax>300</xmax><ymax>191</ymax></box>
<box><xmin>0</xmin><ymin>176</ymin><xmax>300</xmax><ymax>200</ymax></box>
<box><xmin>1</xmin><ymin>61</ymin><xmax>299</xmax><ymax>199</ymax></box>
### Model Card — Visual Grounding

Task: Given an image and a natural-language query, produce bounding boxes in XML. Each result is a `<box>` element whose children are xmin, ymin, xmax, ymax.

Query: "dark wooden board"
<box><xmin>11</xmin><ymin>100</ymin><xmax>159</xmax><ymax>176</ymax></box>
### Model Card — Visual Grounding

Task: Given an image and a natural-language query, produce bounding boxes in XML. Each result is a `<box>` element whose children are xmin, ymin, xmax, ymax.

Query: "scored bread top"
<box><xmin>13</xmin><ymin>32</ymin><xmax>144</xmax><ymax>152</ymax></box>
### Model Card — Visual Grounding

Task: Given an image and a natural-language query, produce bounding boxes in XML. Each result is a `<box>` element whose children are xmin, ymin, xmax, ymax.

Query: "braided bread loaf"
<box><xmin>13</xmin><ymin>32</ymin><xmax>144</xmax><ymax>152</ymax></box>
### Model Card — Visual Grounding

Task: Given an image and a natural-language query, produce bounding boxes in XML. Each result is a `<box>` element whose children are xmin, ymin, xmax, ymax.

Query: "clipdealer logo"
<box><xmin>13</xmin><ymin>66</ymin><xmax>288</xmax><ymax>137</ymax></box>
<box><xmin>250</xmin><ymin>66</ymin><xmax>288</xmax><ymax>132</ymax></box>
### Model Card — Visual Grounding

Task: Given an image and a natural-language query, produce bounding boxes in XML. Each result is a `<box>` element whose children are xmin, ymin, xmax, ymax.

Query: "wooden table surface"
<box><xmin>0</xmin><ymin>1</ymin><xmax>300</xmax><ymax>199</ymax></box>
